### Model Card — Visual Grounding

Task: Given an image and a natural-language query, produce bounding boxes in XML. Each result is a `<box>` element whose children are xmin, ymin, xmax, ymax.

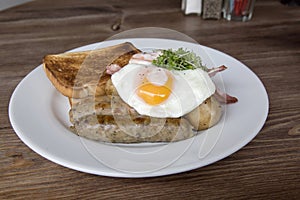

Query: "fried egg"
<box><xmin>111</xmin><ymin>63</ymin><xmax>215</xmax><ymax>118</ymax></box>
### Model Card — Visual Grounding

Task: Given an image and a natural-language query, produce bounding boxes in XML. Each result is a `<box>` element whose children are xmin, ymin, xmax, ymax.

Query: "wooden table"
<box><xmin>1</xmin><ymin>0</ymin><xmax>299</xmax><ymax>199</ymax></box>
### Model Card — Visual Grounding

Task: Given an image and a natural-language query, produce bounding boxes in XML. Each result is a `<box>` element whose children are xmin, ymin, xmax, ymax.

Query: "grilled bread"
<box><xmin>68</xmin><ymin>94</ymin><xmax>221</xmax><ymax>143</ymax></box>
<box><xmin>43</xmin><ymin>42</ymin><xmax>141</xmax><ymax>98</ymax></box>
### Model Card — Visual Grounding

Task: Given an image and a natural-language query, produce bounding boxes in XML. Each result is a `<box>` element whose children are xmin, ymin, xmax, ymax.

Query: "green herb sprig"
<box><xmin>152</xmin><ymin>48</ymin><xmax>208</xmax><ymax>71</ymax></box>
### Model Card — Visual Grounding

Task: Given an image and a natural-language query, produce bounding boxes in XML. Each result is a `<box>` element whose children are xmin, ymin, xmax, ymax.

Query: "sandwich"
<box><xmin>43</xmin><ymin>42</ymin><xmax>237</xmax><ymax>143</ymax></box>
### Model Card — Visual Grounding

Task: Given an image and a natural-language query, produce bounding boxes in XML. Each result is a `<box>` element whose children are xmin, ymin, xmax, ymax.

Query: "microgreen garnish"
<box><xmin>152</xmin><ymin>48</ymin><xmax>208</xmax><ymax>71</ymax></box>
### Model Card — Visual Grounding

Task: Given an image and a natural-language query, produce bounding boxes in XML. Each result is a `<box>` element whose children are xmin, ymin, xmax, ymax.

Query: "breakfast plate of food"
<box><xmin>9</xmin><ymin>38</ymin><xmax>269</xmax><ymax>177</ymax></box>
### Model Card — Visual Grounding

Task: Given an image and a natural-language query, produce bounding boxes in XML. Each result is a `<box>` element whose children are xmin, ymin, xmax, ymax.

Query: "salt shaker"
<box><xmin>181</xmin><ymin>0</ymin><xmax>202</xmax><ymax>15</ymax></box>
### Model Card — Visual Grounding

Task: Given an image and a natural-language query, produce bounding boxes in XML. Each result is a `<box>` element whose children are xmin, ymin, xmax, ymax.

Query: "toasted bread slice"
<box><xmin>43</xmin><ymin>42</ymin><xmax>141</xmax><ymax>98</ymax></box>
<box><xmin>68</xmin><ymin>95</ymin><xmax>222</xmax><ymax>142</ymax></box>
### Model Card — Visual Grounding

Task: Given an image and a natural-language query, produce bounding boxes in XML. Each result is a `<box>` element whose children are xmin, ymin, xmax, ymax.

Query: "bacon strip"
<box><xmin>132</xmin><ymin>52</ymin><xmax>161</xmax><ymax>61</ymax></box>
<box><xmin>132</xmin><ymin>53</ymin><xmax>154</xmax><ymax>61</ymax></box>
<box><xmin>129</xmin><ymin>58</ymin><xmax>153</xmax><ymax>65</ymax></box>
<box><xmin>214</xmin><ymin>88</ymin><xmax>238</xmax><ymax>104</ymax></box>
<box><xmin>106</xmin><ymin>64</ymin><xmax>121</xmax><ymax>75</ymax></box>
<box><xmin>208</xmin><ymin>65</ymin><xmax>227</xmax><ymax>77</ymax></box>
<box><xmin>208</xmin><ymin>65</ymin><xmax>238</xmax><ymax>104</ymax></box>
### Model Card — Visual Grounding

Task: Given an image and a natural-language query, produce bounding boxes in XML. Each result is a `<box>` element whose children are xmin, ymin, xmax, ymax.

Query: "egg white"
<box><xmin>111</xmin><ymin>63</ymin><xmax>215</xmax><ymax>118</ymax></box>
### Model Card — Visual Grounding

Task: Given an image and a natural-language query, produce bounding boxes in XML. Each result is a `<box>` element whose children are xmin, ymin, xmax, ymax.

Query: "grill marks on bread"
<box><xmin>43</xmin><ymin>42</ymin><xmax>141</xmax><ymax>98</ymax></box>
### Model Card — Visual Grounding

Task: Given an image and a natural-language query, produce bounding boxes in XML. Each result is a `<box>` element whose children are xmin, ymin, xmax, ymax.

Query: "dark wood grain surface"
<box><xmin>1</xmin><ymin>0</ymin><xmax>299</xmax><ymax>199</ymax></box>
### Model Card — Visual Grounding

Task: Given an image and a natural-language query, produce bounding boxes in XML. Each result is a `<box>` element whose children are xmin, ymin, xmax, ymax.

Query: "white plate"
<box><xmin>9</xmin><ymin>39</ymin><xmax>269</xmax><ymax>178</ymax></box>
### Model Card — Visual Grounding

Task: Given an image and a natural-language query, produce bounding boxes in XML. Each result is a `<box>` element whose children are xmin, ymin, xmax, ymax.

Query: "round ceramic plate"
<box><xmin>9</xmin><ymin>38</ymin><xmax>269</xmax><ymax>177</ymax></box>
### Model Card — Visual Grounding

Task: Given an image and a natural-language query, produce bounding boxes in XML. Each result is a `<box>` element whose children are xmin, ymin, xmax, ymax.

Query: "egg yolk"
<box><xmin>137</xmin><ymin>70</ymin><xmax>173</xmax><ymax>105</ymax></box>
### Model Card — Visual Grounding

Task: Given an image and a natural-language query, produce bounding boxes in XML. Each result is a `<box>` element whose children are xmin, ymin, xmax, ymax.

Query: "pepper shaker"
<box><xmin>202</xmin><ymin>0</ymin><xmax>223</xmax><ymax>19</ymax></box>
